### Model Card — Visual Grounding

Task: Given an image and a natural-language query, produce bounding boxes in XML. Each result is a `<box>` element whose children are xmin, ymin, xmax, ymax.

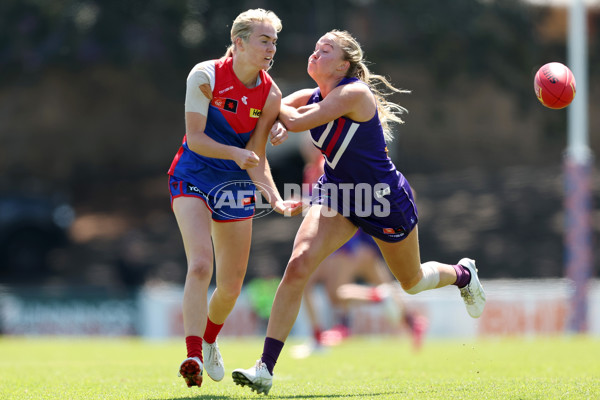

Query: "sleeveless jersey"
<box><xmin>307</xmin><ymin>77</ymin><xmax>418</xmax><ymax>241</ymax></box>
<box><xmin>307</xmin><ymin>77</ymin><xmax>402</xmax><ymax>209</ymax></box>
<box><xmin>168</xmin><ymin>57</ymin><xmax>273</xmax><ymax>196</ymax></box>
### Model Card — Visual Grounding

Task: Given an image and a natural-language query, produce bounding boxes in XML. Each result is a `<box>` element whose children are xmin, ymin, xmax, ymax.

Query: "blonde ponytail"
<box><xmin>329</xmin><ymin>30</ymin><xmax>409</xmax><ymax>142</ymax></box>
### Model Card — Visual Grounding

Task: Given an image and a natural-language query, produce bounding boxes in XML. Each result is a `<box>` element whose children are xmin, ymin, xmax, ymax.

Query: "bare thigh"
<box><xmin>172</xmin><ymin>196</ymin><xmax>213</xmax><ymax>268</ymax></box>
<box><xmin>373</xmin><ymin>225</ymin><xmax>422</xmax><ymax>288</ymax></box>
<box><xmin>211</xmin><ymin>218</ymin><xmax>253</xmax><ymax>291</ymax></box>
<box><xmin>288</xmin><ymin>205</ymin><xmax>358</xmax><ymax>283</ymax></box>
<box><xmin>265</xmin><ymin>206</ymin><xmax>358</xmax><ymax>341</ymax></box>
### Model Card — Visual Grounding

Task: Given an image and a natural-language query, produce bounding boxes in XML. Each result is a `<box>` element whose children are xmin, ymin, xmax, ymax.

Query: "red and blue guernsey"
<box><xmin>168</xmin><ymin>57</ymin><xmax>272</xmax><ymax>197</ymax></box>
<box><xmin>308</xmin><ymin>77</ymin><xmax>419</xmax><ymax>242</ymax></box>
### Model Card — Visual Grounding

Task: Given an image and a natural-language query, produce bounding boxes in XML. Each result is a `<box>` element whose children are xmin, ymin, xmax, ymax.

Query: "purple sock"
<box><xmin>452</xmin><ymin>264</ymin><xmax>471</xmax><ymax>288</ymax></box>
<box><xmin>261</xmin><ymin>337</ymin><xmax>284</xmax><ymax>375</ymax></box>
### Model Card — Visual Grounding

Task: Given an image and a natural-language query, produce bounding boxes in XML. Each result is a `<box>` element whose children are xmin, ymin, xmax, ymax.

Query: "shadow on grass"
<box><xmin>149</xmin><ymin>397</ymin><xmax>230</xmax><ymax>400</ymax></box>
<box><xmin>265</xmin><ymin>394</ymin><xmax>394</xmax><ymax>399</ymax></box>
<box><xmin>152</xmin><ymin>393</ymin><xmax>395</xmax><ymax>400</ymax></box>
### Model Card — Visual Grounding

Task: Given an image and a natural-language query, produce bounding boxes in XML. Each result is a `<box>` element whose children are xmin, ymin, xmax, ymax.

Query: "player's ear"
<box><xmin>338</xmin><ymin>60</ymin><xmax>350</xmax><ymax>73</ymax></box>
<box><xmin>234</xmin><ymin>36</ymin><xmax>245</xmax><ymax>52</ymax></box>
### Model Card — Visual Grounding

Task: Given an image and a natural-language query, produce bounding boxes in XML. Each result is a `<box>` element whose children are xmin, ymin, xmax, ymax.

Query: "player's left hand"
<box><xmin>269</xmin><ymin>120</ymin><xmax>288</xmax><ymax>146</ymax></box>
<box><xmin>273</xmin><ymin>199</ymin><xmax>306</xmax><ymax>217</ymax></box>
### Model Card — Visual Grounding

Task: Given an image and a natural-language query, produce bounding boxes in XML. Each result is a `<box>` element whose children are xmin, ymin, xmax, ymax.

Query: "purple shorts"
<box><xmin>311</xmin><ymin>176</ymin><xmax>418</xmax><ymax>243</ymax></box>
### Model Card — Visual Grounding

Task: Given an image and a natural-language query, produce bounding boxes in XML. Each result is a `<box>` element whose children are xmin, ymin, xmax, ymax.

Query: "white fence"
<box><xmin>1</xmin><ymin>279</ymin><xmax>599</xmax><ymax>338</ymax></box>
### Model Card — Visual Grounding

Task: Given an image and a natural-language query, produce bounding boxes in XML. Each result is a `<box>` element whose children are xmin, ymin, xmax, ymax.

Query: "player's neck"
<box><xmin>318</xmin><ymin>76</ymin><xmax>344</xmax><ymax>98</ymax></box>
<box><xmin>232</xmin><ymin>58</ymin><xmax>260</xmax><ymax>88</ymax></box>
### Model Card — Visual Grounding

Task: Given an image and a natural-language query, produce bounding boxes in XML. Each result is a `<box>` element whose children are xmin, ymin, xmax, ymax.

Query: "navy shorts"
<box><xmin>169</xmin><ymin>176</ymin><xmax>255</xmax><ymax>222</ymax></box>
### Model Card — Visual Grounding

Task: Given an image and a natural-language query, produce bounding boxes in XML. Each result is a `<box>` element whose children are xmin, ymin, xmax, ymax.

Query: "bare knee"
<box><xmin>282</xmin><ymin>253</ymin><xmax>314</xmax><ymax>290</ymax></box>
<box><xmin>187</xmin><ymin>259</ymin><xmax>213</xmax><ymax>283</ymax></box>
<box><xmin>216</xmin><ymin>279</ymin><xmax>244</xmax><ymax>303</ymax></box>
<box><xmin>399</xmin><ymin>270</ymin><xmax>423</xmax><ymax>294</ymax></box>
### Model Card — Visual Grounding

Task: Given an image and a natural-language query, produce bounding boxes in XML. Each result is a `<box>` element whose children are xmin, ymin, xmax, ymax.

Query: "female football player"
<box><xmin>232</xmin><ymin>30</ymin><xmax>486</xmax><ymax>395</ymax></box>
<box><xmin>168</xmin><ymin>8</ymin><xmax>303</xmax><ymax>389</ymax></box>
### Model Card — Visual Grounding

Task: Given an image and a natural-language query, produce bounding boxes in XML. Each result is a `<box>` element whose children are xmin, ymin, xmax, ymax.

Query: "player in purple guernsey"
<box><xmin>232</xmin><ymin>30</ymin><xmax>486</xmax><ymax>395</ymax></box>
<box><xmin>304</xmin><ymin>76</ymin><xmax>416</xmax><ymax>240</ymax></box>
<box><xmin>168</xmin><ymin>9</ymin><xmax>303</xmax><ymax>391</ymax></box>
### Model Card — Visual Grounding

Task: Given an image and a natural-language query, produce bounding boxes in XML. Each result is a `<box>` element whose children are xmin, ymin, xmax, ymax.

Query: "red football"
<box><xmin>534</xmin><ymin>62</ymin><xmax>576</xmax><ymax>109</ymax></box>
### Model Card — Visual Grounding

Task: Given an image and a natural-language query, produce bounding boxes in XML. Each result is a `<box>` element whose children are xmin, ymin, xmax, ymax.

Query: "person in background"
<box><xmin>300</xmin><ymin>228</ymin><xmax>429</xmax><ymax>352</ymax></box>
<box><xmin>167</xmin><ymin>8</ymin><xmax>302</xmax><ymax>389</ymax></box>
<box><xmin>232</xmin><ymin>29</ymin><xmax>485</xmax><ymax>395</ymax></box>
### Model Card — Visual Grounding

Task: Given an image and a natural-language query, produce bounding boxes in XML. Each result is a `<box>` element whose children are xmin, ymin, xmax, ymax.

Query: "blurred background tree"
<box><xmin>0</xmin><ymin>0</ymin><xmax>598</xmax><ymax>286</ymax></box>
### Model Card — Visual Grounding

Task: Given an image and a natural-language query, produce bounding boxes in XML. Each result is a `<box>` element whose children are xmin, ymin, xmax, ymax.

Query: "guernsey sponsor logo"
<box><xmin>382</xmin><ymin>226</ymin><xmax>407</xmax><ymax>237</ymax></box>
<box><xmin>213</xmin><ymin>97</ymin><xmax>225</xmax><ymax>108</ymax></box>
<box><xmin>249</xmin><ymin>108</ymin><xmax>262</xmax><ymax>118</ymax></box>
<box><xmin>218</xmin><ymin>85</ymin><xmax>234</xmax><ymax>94</ymax></box>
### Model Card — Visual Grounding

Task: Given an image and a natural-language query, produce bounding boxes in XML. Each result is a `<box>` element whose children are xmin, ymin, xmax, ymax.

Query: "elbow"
<box><xmin>282</xmin><ymin>118</ymin><xmax>304</xmax><ymax>133</ymax></box>
<box><xmin>185</xmin><ymin>133</ymin><xmax>202</xmax><ymax>153</ymax></box>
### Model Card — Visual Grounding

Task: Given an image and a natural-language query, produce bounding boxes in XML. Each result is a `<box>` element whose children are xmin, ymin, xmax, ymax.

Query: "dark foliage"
<box><xmin>0</xmin><ymin>0</ymin><xmax>598</xmax><ymax>284</ymax></box>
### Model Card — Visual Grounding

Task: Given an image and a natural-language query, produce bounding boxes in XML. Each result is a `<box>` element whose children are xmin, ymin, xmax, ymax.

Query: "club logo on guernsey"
<box><xmin>375</xmin><ymin>186</ymin><xmax>391</xmax><ymax>199</ymax></box>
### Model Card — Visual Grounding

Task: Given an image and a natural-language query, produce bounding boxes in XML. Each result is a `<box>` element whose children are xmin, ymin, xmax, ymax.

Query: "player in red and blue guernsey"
<box><xmin>168</xmin><ymin>9</ymin><xmax>302</xmax><ymax>390</ymax></box>
<box><xmin>232</xmin><ymin>30</ymin><xmax>486</xmax><ymax>395</ymax></box>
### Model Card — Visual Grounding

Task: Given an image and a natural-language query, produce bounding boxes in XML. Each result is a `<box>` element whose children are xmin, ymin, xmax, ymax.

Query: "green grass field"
<box><xmin>1</xmin><ymin>335</ymin><xmax>599</xmax><ymax>399</ymax></box>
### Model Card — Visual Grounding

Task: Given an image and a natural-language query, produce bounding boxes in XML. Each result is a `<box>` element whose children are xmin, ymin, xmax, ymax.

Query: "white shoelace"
<box><xmin>255</xmin><ymin>360</ymin><xmax>268</xmax><ymax>373</ymax></box>
<box><xmin>208</xmin><ymin>343</ymin><xmax>222</xmax><ymax>366</ymax></box>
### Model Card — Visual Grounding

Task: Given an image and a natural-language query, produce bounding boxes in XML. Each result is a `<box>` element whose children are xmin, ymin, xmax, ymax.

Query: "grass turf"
<box><xmin>1</xmin><ymin>335</ymin><xmax>598</xmax><ymax>399</ymax></box>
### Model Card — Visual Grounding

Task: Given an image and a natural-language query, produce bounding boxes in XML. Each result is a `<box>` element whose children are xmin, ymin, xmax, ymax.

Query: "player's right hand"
<box><xmin>273</xmin><ymin>199</ymin><xmax>307</xmax><ymax>217</ymax></box>
<box><xmin>269</xmin><ymin>120</ymin><xmax>288</xmax><ymax>146</ymax></box>
<box><xmin>234</xmin><ymin>148</ymin><xmax>260</xmax><ymax>169</ymax></box>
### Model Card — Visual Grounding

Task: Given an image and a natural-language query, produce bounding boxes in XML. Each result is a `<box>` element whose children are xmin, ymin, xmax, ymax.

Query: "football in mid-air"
<box><xmin>534</xmin><ymin>62</ymin><xmax>576</xmax><ymax>109</ymax></box>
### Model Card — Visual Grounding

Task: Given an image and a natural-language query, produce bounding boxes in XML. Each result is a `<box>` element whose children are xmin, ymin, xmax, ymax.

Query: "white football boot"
<box><xmin>232</xmin><ymin>359</ymin><xmax>273</xmax><ymax>395</ymax></box>
<box><xmin>458</xmin><ymin>258</ymin><xmax>486</xmax><ymax>318</ymax></box>
<box><xmin>202</xmin><ymin>340</ymin><xmax>225</xmax><ymax>381</ymax></box>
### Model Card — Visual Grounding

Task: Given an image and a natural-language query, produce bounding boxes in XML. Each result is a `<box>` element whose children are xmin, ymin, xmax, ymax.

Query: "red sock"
<box><xmin>186</xmin><ymin>335</ymin><xmax>203</xmax><ymax>362</ymax></box>
<box><xmin>203</xmin><ymin>317</ymin><xmax>224</xmax><ymax>344</ymax></box>
<box><xmin>368</xmin><ymin>287</ymin><xmax>383</xmax><ymax>302</ymax></box>
<box><xmin>313</xmin><ymin>327</ymin><xmax>322</xmax><ymax>343</ymax></box>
